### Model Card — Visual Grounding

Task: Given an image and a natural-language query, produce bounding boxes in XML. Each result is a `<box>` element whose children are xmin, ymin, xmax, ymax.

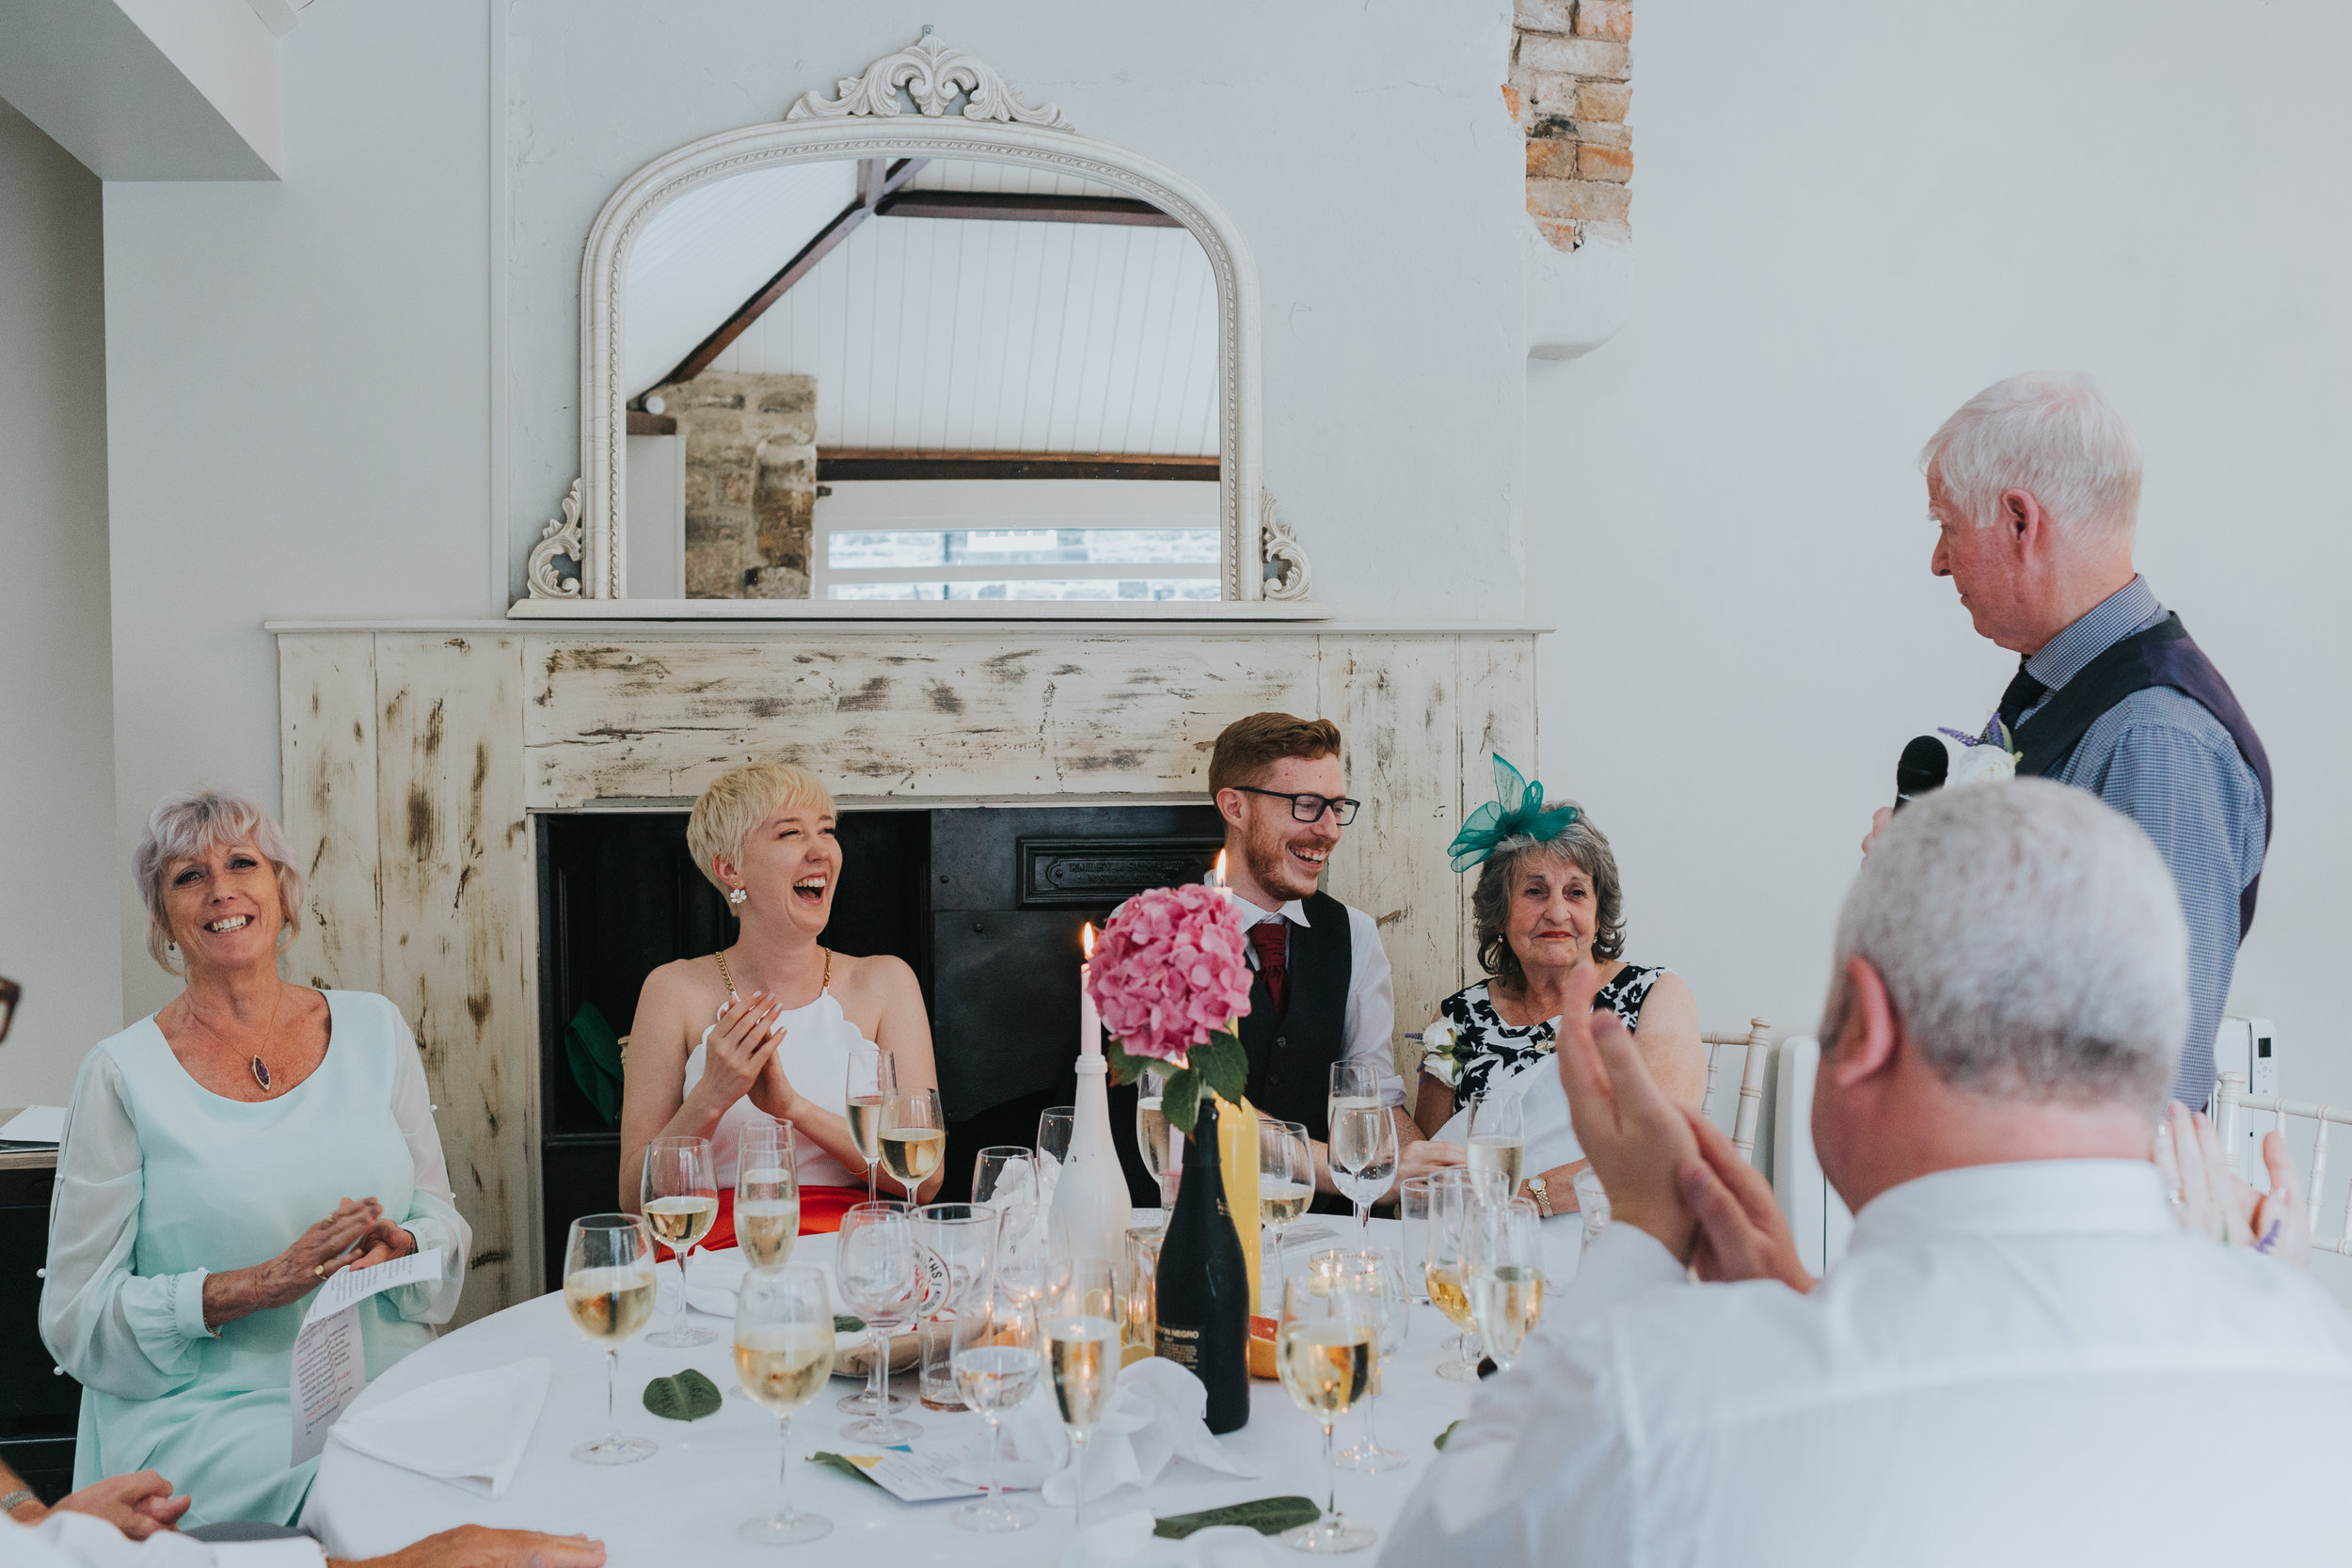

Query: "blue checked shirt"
<box><xmin>2011</xmin><ymin>578</ymin><xmax>2266</xmax><ymax>1106</ymax></box>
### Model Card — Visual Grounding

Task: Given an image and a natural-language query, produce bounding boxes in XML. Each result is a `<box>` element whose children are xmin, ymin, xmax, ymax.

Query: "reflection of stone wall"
<box><xmin>651</xmin><ymin>371</ymin><xmax>816</xmax><ymax>598</ymax></box>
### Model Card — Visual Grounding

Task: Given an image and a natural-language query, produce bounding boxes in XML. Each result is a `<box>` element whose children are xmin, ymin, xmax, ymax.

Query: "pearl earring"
<box><xmin>727</xmin><ymin>887</ymin><xmax>747</xmax><ymax>906</ymax></box>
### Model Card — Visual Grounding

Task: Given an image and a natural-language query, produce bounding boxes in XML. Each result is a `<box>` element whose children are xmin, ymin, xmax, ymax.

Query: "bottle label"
<box><xmin>1154</xmin><ymin>1324</ymin><xmax>1200</xmax><ymax>1370</ymax></box>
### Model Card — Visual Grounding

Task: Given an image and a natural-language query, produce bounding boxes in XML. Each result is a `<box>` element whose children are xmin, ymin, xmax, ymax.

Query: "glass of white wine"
<box><xmin>882</xmin><ymin>1086</ymin><xmax>946</xmax><ymax>1204</ymax></box>
<box><xmin>1258</xmin><ymin>1117</ymin><xmax>1314</xmax><ymax>1297</ymax></box>
<box><xmin>834</xmin><ymin>1200</ymin><xmax>923</xmax><ymax>1441</ymax></box>
<box><xmin>1466</xmin><ymin>1195</ymin><xmax>1546</xmax><ymax>1373</ymax></box>
<box><xmin>737</xmin><ymin>1119</ymin><xmax>801</xmax><ymax>1271</ymax></box>
<box><xmin>1424</xmin><ymin>1169</ymin><xmax>1485</xmax><ymax>1382</ymax></box>
<box><xmin>1312</xmin><ymin>1248</ymin><xmax>1409</xmax><ymax>1474</ymax></box>
<box><xmin>950</xmin><ymin>1269</ymin><xmax>1043</xmax><ymax>1533</ymax></box>
<box><xmin>846</xmin><ymin>1043</ymin><xmax>891</xmax><ymax>1205</ymax></box>
<box><xmin>1277</xmin><ymin>1264</ymin><xmax>1379</xmax><ymax>1554</ymax></box>
<box><xmin>1464</xmin><ymin>1088</ymin><xmax>1526</xmax><ymax>1201</ymax></box>
<box><xmin>733</xmin><ymin>1263</ymin><xmax>836</xmax><ymax>1545</ymax></box>
<box><xmin>640</xmin><ymin>1135</ymin><xmax>719</xmax><ymax>1348</ymax></box>
<box><xmin>1041</xmin><ymin>1255</ymin><xmax>1120</xmax><ymax>1538</ymax></box>
<box><xmin>563</xmin><ymin>1212</ymin><xmax>659</xmax><ymax>1466</ymax></box>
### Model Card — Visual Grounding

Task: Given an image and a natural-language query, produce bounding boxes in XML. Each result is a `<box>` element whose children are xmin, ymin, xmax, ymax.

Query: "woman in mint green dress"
<box><xmin>40</xmin><ymin>791</ymin><xmax>468</xmax><ymax>1528</ymax></box>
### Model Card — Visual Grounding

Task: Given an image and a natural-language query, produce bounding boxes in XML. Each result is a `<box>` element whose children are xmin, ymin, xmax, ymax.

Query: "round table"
<box><xmin>305</xmin><ymin>1220</ymin><xmax>1520</xmax><ymax>1564</ymax></box>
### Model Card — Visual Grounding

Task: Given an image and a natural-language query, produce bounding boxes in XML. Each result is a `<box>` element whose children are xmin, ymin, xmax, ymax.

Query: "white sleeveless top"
<box><xmin>685</xmin><ymin>989</ymin><xmax>868</xmax><ymax>1189</ymax></box>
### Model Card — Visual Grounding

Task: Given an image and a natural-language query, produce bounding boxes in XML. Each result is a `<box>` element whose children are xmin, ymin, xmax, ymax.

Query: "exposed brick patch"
<box><xmin>1511</xmin><ymin>0</ymin><xmax>1631</xmax><ymax>250</ymax></box>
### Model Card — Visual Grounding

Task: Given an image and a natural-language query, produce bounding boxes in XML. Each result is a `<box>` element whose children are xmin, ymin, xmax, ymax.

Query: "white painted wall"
<box><xmin>0</xmin><ymin>106</ymin><xmax>121</xmax><ymax>1103</ymax></box>
<box><xmin>1526</xmin><ymin>0</ymin><xmax>2352</xmax><ymax>1291</ymax></box>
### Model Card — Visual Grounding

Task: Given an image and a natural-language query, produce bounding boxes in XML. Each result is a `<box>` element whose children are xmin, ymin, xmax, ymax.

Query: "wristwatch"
<box><xmin>1525</xmin><ymin>1175</ymin><xmax>1553</xmax><ymax>1218</ymax></box>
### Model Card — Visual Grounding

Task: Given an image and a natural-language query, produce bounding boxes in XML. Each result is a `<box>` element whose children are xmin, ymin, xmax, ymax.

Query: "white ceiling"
<box><xmin>625</xmin><ymin>158</ymin><xmax>1218</xmax><ymax>455</ymax></box>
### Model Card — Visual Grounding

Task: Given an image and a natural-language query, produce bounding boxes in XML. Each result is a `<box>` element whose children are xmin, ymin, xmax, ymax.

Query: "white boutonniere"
<box><xmin>1420</xmin><ymin>1018</ymin><xmax>1461</xmax><ymax>1069</ymax></box>
<box><xmin>1941</xmin><ymin>720</ymin><xmax>2023</xmax><ymax>785</ymax></box>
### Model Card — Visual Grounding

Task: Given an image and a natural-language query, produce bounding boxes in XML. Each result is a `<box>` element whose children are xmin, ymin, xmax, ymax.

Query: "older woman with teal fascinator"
<box><xmin>1413</xmin><ymin>757</ymin><xmax>1706</xmax><ymax>1223</ymax></box>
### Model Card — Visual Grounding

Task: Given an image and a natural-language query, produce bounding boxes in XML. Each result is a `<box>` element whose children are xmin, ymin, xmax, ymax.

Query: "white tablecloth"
<box><xmin>303</xmin><ymin>1219</ymin><xmax>1558</xmax><ymax>1565</ymax></box>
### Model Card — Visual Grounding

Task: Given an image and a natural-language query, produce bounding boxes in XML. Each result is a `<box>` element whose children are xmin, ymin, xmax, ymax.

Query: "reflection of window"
<box><xmin>811</xmin><ymin>481</ymin><xmax>1219</xmax><ymax>601</ymax></box>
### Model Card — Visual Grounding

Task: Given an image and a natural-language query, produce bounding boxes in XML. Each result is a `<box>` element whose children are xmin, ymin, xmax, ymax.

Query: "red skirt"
<box><xmin>660</xmin><ymin>1183</ymin><xmax>869</xmax><ymax>1259</ymax></box>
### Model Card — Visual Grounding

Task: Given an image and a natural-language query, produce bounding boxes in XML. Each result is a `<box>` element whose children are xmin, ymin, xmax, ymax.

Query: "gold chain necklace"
<box><xmin>712</xmin><ymin>946</ymin><xmax>829</xmax><ymax>1001</ymax></box>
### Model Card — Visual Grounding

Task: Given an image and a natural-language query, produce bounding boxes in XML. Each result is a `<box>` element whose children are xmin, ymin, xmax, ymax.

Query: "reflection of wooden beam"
<box><xmin>817</xmin><ymin>449</ymin><xmax>1218</xmax><ymax>483</ymax></box>
<box><xmin>874</xmin><ymin>190</ymin><xmax>1180</xmax><ymax>228</ymax></box>
<box><xmin>650</xmin><ymin>158</ymin><xmax>928</xmax><ymax>393</ymax></box>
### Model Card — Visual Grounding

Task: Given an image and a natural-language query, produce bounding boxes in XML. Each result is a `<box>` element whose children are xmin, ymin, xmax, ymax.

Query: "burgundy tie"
<box><xmin>1248</xmin><ymin>920</ymin><xmax>1291</xmax><ymax>1021</ymax></box>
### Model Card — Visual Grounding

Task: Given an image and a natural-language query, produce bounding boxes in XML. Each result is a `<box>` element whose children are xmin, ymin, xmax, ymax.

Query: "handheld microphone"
<box><xmin>1894</xmin><ymin>735</ymin><xmax>1949</xmax><ymax>811</ymax></box>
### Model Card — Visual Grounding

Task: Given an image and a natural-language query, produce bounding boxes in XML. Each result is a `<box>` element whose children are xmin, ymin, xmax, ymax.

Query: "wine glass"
<box><xmin>950</xmin><ymin>1268</ymin><xmax>1043</xmax><ymax>1533</ymax></box>
<box><xmin>1136</xmin><ymin>1068</ymin><xmax>1179</xmax><ymax>1213</ymax></box>
<box><xmin>882</xmin><ymin>1086</ymin><xmax>946</xmax><ymax>1203</ymax></box>
<box><xmin>833</xmin><ymin>1201</ymin><xmax>922</xmax><ymax>1442</ymax></box>
<box><xmin>1465</xmin><ymin>1195</ymin><xmax>1546</xmax><ymax>1373</ymax></box>
<box><xmin>1396</xmin><ymin>1176</ymin><xmax>1436</xmax><ymax>1307</ymax></box>
<box><xmin>1573</xmin><ymin>1164</ymin><xmax>1611</xmax><ymax>1259</ymax></box>
<box><xmin>1464</xmin><ymin>1089</ymin><xmax>1526</xmax><ymax>1200</ymax></box>
<box><xmin>971</xmin><ymin>1145</ymin><xmax>1039</xmax><ymax>1211</ymax></box>
<box><xmin>846</xmin><ymin>1043</ymin><xmax>892</xmax><ymax>1204</ymax></box>
<box><xmin>732</xmin><ymin>1263</ymin><xmax>836</xmax><ymax>1544</ymax></box>
<box><xmin>640</xmin><ymin>1135</ymin><xmax>719</xmax><ymax>1348</ymax></box>
<box><xmin>1424</xmin><ymin>1169</ymin><xmax>1485</xmax><ymax>1381</ymax></box>
<box><xmin>1041</xmin><ymin>1254</ymin><xmax>1120</xmax><ymax>1538</ymax></box>
<box><xmin>563</xmin><ymin>1213</ymin><xmax>659</xmax><ymax>1465</ymax></box>
<box><xmin>1035</xmin><ymin>1104</ymin><xmax>1075</xmax><ymax>1209</ymax></box>
<box><xmin>1327</xmin><ymin>1097</ymin><xmax>1396</xmax><ymax>1233</ymax></box>
<box><xmin>1276</xmin><ymin>1263</ymin><xmax>1379</xmax><ymax>1554</ymax></box>
<box><xmin>737</xmin><ymin>1119</ymin><xmax>801</xmax><ymax>1270</ymax></box>
<box><xmin>1258</xmin><ymin>1117</ymin><xmax>1313</xmax><ymax>1294</ymax></box>
<box><xmin>1313</xmin><ymin>1248</ymin><xmax>1409</xmax><ymax>1473</ymax></box>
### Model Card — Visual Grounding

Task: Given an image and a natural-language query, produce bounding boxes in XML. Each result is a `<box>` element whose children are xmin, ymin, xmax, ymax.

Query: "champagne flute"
<box><xmin>1396</xmin><ymin>1176</ymin><xmax>1437</xmax><ymax>1307</ymax></box>
<box><xmin>1136</xmin><ymin>1067</ymin><xmax>1179</xmax><ymax>1212</ymax></box>
<box><xmin>733</xmin><ymin>1263</ymin><xmax>836</xmax><ymax>1544</ymax></box>
<box><xmin>1465</xmin><ymin>1195</ymin><xmax>1546</xmax><ymax>1373</ymax></box>
<box><xmin>846</xmin><ymin>1043</ymin><xmax>892</xmax><ymax>1204</ymax></box>
<box><xmin>951</xmin><ymin>1269</ymin><xmax>1042</xmax><ymax>1533</ymax></box>
<box><xmin>1034</xmin><ymin>1104</ymin><xmax>1075</xmax><ymax>1210</ymax></box>
<box><xmin>1464</xmin><ymin>1089</ymin><xmax>1526</xmax><ymax>1198</ymax></box>
<box><xmin>1424</xmin><ymin>1169</ymin><xmax>1485</xmax><ymax>1381</ymax></box>
<box><xmin>833</xmin><ymin>1201</ymin><xmax>922</xmax><ymax>1440</ymax></box>
<box><xmin>1312</xmin><ymin>1248</ymin><xmax>1409</xmax><ymax>1473</ymax></box>
<box><xmin>563</xmin><ymin>1213</ymin><xmax>659</xmax><ymax>1465</ymax></box>
<box><xmin>881</xmin><ymin>1086</ymin><xmax>946</xmax><ymax>1203</ymax></box>
<box><xmin>1041</xmin><ymin>1255</ymin><xmax>1120</xmax><ymax>1538</ymax></box>
<box><xmin>1277</xmin><ymin>1265</ymin><xmax>1379</xmax><ymax>1554</ymax></box>
<box><xmin>737</xmin><ymin>1119</ymin><xmax>801</xmax><ymax>1270</ymax></box>
<box><xmin>640</xmin><ymin>1135</ymin><xmax>719</xmax><ymax>1348</ymax></box>
<box><xmin>1258</xmin><ymin>1117</ymin><xmax>1314</xmax><ymax>1295</ymax></box>
<box><xmin>1573</xmin><ymin>1164</ymin><xmax>1611</xmax><ymax>1259</ymax></box>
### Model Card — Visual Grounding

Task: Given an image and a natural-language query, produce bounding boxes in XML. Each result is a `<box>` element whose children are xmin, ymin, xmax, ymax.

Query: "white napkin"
<box><xmin>948</xmin><ymin>1357</ymin><xmax>1258</xmax><ymax>1505</ymax></box>
<box><xmin>1056</xmin><ymin>1512</ymin><xmax>1289</xmax><ymax>1568</ymax></box>
<box><xmin>326</xmin><ymin>1358</ymin><xmax>549</xmax><ymax>1497</ymax></box>
<box><xmin>682</xmin><ymin>1246</ymin><xmax>748</xmax><ymax>1318</ymax></box>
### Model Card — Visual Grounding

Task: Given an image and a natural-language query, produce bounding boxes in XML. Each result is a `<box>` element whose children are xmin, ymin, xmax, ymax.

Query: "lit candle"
<box><xmin>1080</xmin><ymin>922</ymin><xmax>1101</xmax><ymax>1059</ymax></box>
<box><xmin>1208</xmin><ymin>849</ymin><xmax>1228</xmax><ymax>892</ymax></box>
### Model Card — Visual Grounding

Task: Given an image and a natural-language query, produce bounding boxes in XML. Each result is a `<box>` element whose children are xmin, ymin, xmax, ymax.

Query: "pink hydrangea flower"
<box><xmin>1086</xmin><ymin>883</ymin><xmax>1254</xmax><ymax>1064</ymax></box>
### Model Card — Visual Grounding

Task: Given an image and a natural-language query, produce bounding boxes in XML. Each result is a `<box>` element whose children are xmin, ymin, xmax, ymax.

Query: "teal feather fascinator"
<box><xmin>1447</xmin><ymin>754</ymin><xmax>1580</xmax><ymax>873</ymax></box>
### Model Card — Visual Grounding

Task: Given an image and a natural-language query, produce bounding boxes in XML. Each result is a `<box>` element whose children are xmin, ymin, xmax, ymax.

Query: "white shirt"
<box><xmin>1230</xmin><ymin>894</ymin><xmax>1399</xmax><ymax>1105</ymax></box>
<box><xmin>1383</xmin><ymin>1159</ymin><xmax>2352</xmax><ymax>1567</ymax></box>
<box><xmin>0</xmin><ymin>1515</ymin><xmax>319</xmax><ymax>1568</ymax></box>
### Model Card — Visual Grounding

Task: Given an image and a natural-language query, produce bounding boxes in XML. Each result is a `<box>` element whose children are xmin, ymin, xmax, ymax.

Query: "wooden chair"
<box><xmin>2214</xmin><ymin>1070</ymin><xmax>2352</xmax><ymax>1257</ymax></box>
<box><xmin>1701</xmin><ymin>1017</ymin><xmax>1772</xmax><ymax>1164</ymax></box>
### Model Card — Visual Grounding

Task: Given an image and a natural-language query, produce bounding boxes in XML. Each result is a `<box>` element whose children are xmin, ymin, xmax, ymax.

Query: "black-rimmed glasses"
<box><xmin>1232</xmin><ymin>785</ymin><xmax>1361</xmax><ymax>827</ymax></box>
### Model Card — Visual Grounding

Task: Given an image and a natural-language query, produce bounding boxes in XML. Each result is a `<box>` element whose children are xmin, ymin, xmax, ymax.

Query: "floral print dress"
<box><xmin>1421</xmin><ymin>966</ymin><xmax>1666</xmax><ymax>1105</ymax></box>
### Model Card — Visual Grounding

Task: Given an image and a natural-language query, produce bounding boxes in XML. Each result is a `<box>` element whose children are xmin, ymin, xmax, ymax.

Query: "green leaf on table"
<box><xmin>1153</xmin><ymin>1497</ymin><xmax>1322</xmax><ymax>1540</ymax></box>
<box><xmin>1434</xmin><ymin>1418</ymin><xmax>1461</xmax><ymax>1450</ymax></box>
<box><xmin>640</xmin><ymin>1369</ymin><xmax>722</xmax><ymax>1421</ymax></box>
<box><xmin>1160</xmin><ymin>1067</ymin><xmax>1202</xmax><ymax>1136</ymax></box>
<box><xmin>1192</xmin><ymin>1029</ymin><xmax>1248</xmax><ymax>1106</ymax></box>
<box><xmin>834</xmin><ymin>1315</ymin><xmax>865</xmax><ymax>1335</ymax></box>
<box><xmin>807</xmin><ymin>1452</ymin><xmax>886</xmax><ymax>1489</ymax></box>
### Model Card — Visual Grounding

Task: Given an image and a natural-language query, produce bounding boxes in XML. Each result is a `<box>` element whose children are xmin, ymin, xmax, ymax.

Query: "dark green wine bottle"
<box><xmin>1152</xmin><ymin>1094</ymin><xmax>1250</xmax><ymax>1433</ymax></box>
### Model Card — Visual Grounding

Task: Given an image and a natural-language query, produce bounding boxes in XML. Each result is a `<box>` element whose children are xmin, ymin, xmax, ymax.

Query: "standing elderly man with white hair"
<box><xmin>1865</xmin><ymin>373</ymin><xmax>2269</xmax><ymax>1107</ymax></box>
<box><xmin>1385</xmin><ymin>780</ymin><xmax>2352</xmax><ymax>1566</ymax></box>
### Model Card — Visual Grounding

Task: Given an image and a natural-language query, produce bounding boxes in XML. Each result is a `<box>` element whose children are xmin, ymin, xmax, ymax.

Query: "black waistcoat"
<box><xmin>1236</xmin><ymin>891</ymin><xmax>1354</xmax><ymax>1145</ymax></box>
<box><xmin>2013</xmin><ymin>611</ymin><xmax>2274</xmax><ymax>937</ymax></box>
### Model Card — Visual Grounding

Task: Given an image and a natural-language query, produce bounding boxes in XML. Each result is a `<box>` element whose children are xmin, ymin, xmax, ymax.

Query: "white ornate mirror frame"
<box><xmin>520</xmin><ymin>31</ymin><xmax>1316</xmax><ymax>619</ymax></box>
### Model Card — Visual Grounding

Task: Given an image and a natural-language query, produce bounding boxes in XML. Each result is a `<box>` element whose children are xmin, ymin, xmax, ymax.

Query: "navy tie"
<box><xmin>1997</xmin><ymin>661</ymin><xmax>2049</xmax><ymax>731</ymax></box>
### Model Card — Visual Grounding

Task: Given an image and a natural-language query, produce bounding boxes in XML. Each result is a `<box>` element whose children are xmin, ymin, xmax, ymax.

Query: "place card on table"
<box><xmin>810</xmin><ymin>1449</ymin><xmax>989</xmax><ymax>1503</ymax></box>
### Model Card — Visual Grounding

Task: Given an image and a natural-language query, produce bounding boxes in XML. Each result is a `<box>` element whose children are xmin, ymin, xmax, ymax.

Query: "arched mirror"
<box><xmin>523</xmin><ymin>32</ymin><xmax>1313</xmax><ymax>617</ymax></box>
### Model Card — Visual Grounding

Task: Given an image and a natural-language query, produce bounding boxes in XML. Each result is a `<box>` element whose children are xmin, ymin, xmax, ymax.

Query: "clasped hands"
<box><xmin>1556</xmin><ymin>961</ymin><xmax>1815</xmax><ymax>1292</ymax></box>
<box><xmin>699</xmin><ymin>990</ymin><xmax>803</xmax><ymax>1121</ymax></box>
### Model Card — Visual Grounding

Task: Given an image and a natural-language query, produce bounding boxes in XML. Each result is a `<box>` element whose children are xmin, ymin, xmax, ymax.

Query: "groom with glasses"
<box><xmin>1208</xmin><ymin>714</ymin><xmax>1461</xmax><ymax>1213</ymax></box>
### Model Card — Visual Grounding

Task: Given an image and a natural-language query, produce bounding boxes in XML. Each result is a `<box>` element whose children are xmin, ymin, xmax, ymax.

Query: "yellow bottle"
<box><xmin>1214</xmin><ymin>1093</ymin><xmax>1263</xmax><ymax>1313</ymax></box>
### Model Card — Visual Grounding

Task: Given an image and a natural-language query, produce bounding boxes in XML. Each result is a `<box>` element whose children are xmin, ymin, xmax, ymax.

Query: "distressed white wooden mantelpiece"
<box><xmin>277</xmin><ymin>621</ymin><xmax>1537</xmax><ymax>1323</ymax></box>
